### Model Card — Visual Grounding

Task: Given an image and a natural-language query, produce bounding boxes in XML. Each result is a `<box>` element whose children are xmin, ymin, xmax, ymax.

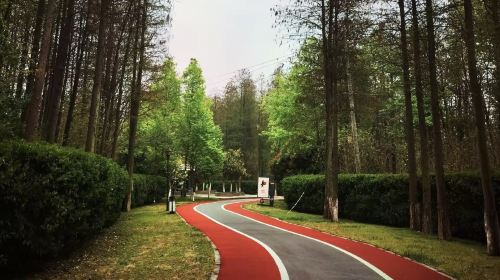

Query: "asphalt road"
<box><xmin>195</xmin><ymin>200</ymin><xmax>388</xmax><ymax>280</ymax></box>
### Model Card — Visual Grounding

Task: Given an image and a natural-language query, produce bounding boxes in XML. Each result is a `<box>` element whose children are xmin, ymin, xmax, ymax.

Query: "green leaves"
<box><xmin>0</xmin><ymin>140</ymin><xmax>128</xmax><ymax>267</ymax></box>
<box><xmin>137</xmin><ymin>58</ymin><xmax>224</xmax><ymax>181</ymax></box>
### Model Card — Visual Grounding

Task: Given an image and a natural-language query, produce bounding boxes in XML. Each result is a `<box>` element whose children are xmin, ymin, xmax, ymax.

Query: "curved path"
<box><xmin>177</xmin><ymin>200</ymin><xmax>451</xmax><ymax>280</ymax></box>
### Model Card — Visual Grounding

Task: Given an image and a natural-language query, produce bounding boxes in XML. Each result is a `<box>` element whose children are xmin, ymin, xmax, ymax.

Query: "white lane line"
<box><xmin>222</xmin><ymin>202</ymin><xmax>392</xmax><ymax>280</ymax></box>
<box><xmin>194</xmin><ymin>203</ymin><xmax>290</xmax><ymax>280</ymax></box>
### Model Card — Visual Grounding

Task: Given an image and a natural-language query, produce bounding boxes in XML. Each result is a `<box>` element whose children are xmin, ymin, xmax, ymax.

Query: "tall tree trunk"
<box><xmin>111</xmin><ymin>16</ymin><xmax>134</xmax><ymax>159</ymax></box>
<box><xmin>425</xmin><ymin>0</ymin><xmax>451</xmax><ymax>240</ymax></box>
<box><xmin>98</xmin><ymin>12</ymin><xmax>116</xmax><ymax>155</ymax></box>
<box><xmin>100</xmin><ymin>4</ymin><xmax>131</xmax><ymax>156</ymax></box>
<box><xmin>63</xmin><ymin>1</ymin><xmax>90</xmax><ymax>146</ymax></box>
<box><xmin>411</xmin><ymin>0</ymin><xmax>432</xmax><ymax>234</ymax></box>
<box><xmin>25</xmin><ymin>0</ymin><xmax>46</xmax><ymax>101</ymax></box>
<box><xmin>44</xmin><ymin>0</ymin><xmax>75</xmax><ymax>143</ymax></box>
<box><xmin>23</xmin><ymin>0</ymin><xmax>57</xmax><ymax>141</ymax></box>
<box><xmin>85</xmin><ymin>0</ymin><xmax>110</xmax><ymax>152</ymax></box>
<box><xmin>41</xmin><ymin>0</ymin><xmax>62</xmax><ymax>132</ymax></box>
<box><xmin>399</xmin><ymin>0</ymin><xmax>420</xmax><ymax>231</ymax></box>
<box><xmin>463</xmin><ymin>0</ymin><xmax>500</xmax><ymax>256</ymax></box>
<box><xmin>321</xmin><ymin>0</ymin><xmax>339</xmax><ymax>222</ymax></box>
<box><xmin>347</xmin><ymin>57</ymin><xmax>361</xmax><ymax>173</ymax></box>
<box><xmin>127</xmin><ymin>0</ymin><xmax>147</xmax><ymax>211</ymax></box>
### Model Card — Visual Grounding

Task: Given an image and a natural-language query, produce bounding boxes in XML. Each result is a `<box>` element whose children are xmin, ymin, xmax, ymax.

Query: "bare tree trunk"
<box><xmin>100</xmin><ymin>4</ymin><xmax>131</xmax><ymax>156</ymax></box>
<box><xmin>63</xmin><ymin>1</ymin><xmax>90</xmax><ymax>146</ymax></box>
<box><xmin>347</xmin><ymin>57</ymin><xmax>361</xmax><ymax>173</ymax></box>
<box><xmin>85</xmin><ymin>0</ymin><xmax>110</xmax><ymax>152</ymax></box>
<box><xmin>111</xmin><ymin>18</ymin><xmax>133</xmax><ymax>159</ymax></box>
<box><xmin>44</xmin><ymin>0</ymin><xmax>75</xmax><ymax>143</ymax></box>
<box><xmin>463</xmin><ymin>0</ymin><xmax>500</xmax><ymax>256</ymax></box>
<box><xmin>399</xmin><ymin>0</ymin><xmax>420</xmax><ymax>231</ymax></box>
<box><xmin>127</xmin><ymin>0</ymin><xmax>147</xmax><ymax>212</ymax></box>
<box><xmin>24</xmin><ymin>0</ymin><xmax>46</xmax><ymax>101</ymax></box>
<box><xmin>98</xmin><ymin>11</ymin><xmax>116</xmax><ymax>155</ymax></box>
<box><xmin>425</xmin><ymin>0</ymin><xmax>451</xmax><ymax>240</ymax></box>
<box><xmin>321</xmin><ymin>0</ymin><xmax>339</xmax><ymax>222</ymax></box>
<box><xmin>23</xmin><ymin>0</ymin><xmax>57</xmax><ymax>141</ymax></box>
<box><xmin>411</xmin><ymin>0</ymin><xmax>432</xmax><ymax>234</ymax></box>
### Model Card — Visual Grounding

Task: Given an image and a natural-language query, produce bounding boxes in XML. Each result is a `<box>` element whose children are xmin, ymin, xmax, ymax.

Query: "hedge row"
<box><xmin>0</xmin><ymin>141</ymin><xmax>165</xmax><ymax>268</ymax></box>
<box><xmin>282</xmin><ymin>173</ymin><xmax>500</xmax><ymax>243</ymax></box>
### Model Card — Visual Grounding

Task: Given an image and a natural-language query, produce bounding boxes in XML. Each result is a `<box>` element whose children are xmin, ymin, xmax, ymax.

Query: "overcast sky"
<box><xmin>168</xmin><ymin>0</ymin><xmax>295</xmax><ymax>96</ymax></box>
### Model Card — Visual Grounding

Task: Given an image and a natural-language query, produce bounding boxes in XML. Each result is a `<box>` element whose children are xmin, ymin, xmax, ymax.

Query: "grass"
<box><xmin>23</xmin><ymin>202</ymin><xmax>214</xmax><ymax>280</ymax></box>
<box><xmin>243</xmin><ymin>200</ymin><xmax>500</xmax><ymax>280</ymax></box>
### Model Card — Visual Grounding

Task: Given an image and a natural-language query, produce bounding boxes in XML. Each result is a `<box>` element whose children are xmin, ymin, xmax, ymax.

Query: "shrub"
<box><xmin>130</xmin><ymin>174</ymin><xmax>166</xmax><ymax>208</ymax></box>
<box><xmin>0</xmin><ymin>141</ymin><xmax>128</xmax><ymax>268</ymax></box>
<box><xmin>282</xmin><ymin>173</ymin><xmax>500</xmax><ymax>243</ymax></box>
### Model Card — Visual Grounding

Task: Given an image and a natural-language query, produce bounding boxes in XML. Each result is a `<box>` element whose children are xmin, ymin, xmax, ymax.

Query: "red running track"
<box><xmin>226</xmin><ymin>201</ymin><xmax>450</xmax><ymax>280</ymax></box>
<box><xmin>177</xmin><ymin>202</ymin><xmax>280</xmax><ymax>280</ymax></box>
<box><xmin>178</xmin><ymin>200</ymin><xmax>451</xmax><ymax>280</ymax></box>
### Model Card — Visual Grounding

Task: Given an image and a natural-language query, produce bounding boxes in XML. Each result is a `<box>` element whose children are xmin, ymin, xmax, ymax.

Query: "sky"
<box><xmin>168</xmin><ymin>0</ymin><xmax>295</xmax><ymax>96</ymax></box>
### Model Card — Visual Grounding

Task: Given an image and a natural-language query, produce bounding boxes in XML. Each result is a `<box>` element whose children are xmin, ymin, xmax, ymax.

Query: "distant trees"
<box><xmin>212</xmin><ymin>70</ymin><xmax>263</xmax><ymax>179</ymax></box>
<box><xmin>223</xmin><ymin>149</ymin><xmax>248</xmax><ymax>191</ymax></box>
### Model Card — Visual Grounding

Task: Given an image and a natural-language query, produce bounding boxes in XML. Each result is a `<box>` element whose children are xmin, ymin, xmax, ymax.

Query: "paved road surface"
<box><xmin>195</xmin><ymin>200</ymin><xmax>387</xmax><ymax>280</ymax></box>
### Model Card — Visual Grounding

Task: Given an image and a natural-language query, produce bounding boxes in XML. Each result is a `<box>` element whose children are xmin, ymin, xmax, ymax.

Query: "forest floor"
<box><xmin>243</xmin><ymin>201</ymin><xmax>500</xmax><ymax>280</ymax></box>
<box><xmin>22</xmin><ymin>200</ymin><xmax>214</xmax><ymax>280</ymax></box>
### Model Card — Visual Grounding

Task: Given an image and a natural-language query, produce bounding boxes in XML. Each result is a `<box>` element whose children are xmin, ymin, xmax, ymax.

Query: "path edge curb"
<box><xmin>208</xmin><ymin>237</ymin><xmax>221</xmax><ymax>280</ymax></box>
<box><xmin>176</xmin><ymin>204</ymin><xmax>221</xmax><ymax>280</ymax></box>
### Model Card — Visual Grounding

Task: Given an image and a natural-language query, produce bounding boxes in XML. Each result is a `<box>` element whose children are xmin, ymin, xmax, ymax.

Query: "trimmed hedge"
<box><xmin>0</xmin><ymin>141</ymin><xmax>166</xmax><ymax>268</ymax></box>
<box><xmin>130</xmin><ymin>174</ymin><xmax>166</xmax><ymax>208</ymax></box>
<box><xmin>282</xmin><ymin>173</ymin><xmax>500</xmax><ymax>243</ymax></box>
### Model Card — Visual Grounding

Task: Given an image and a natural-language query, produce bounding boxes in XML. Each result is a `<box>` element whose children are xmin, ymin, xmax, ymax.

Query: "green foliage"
<box><xmin>214</xmin><ymin>70</ymin><xmax>260</xmax><ymax>177</ymax></box>
<box><xmin>223</xmin><ymin>149</ymin><xmax>247</xmax><ymax>180</ymax></box>
<box><xmin>136</xmin><ymin>58</ymin><xmax>225</xmax><ymax>183</ymax></box>
<box><xmin>282</xmin><ymin>173</ymin><xmax>500</xmax><ymax>243</ymax></box>
<box><xmin>136</xmin><ymin>58</ymin><xmax>182</xmax><ymax>176</ymax></box>
<box><xmin>178</xmin><ymin>59</ymin><xmax>224</xmax><ymax>179</ymax></box>
<box><xmin>0</xmin><ymin>141</ymin><xmax>128</xmax><ymax>268</ymax></box>
<box><xmin>130</xmin><ymin>174</ymin><xmax>167</xmax><ymax>208</ymax></box>
<box><xmin>262</xmin><ymin>39</ymin><xmax>324</xmax><ymax>162</ymax></box>
<box><xmin>0</xmin><ymin>94</ymin><xmax>23</xmax><ymax>139</ymax></box>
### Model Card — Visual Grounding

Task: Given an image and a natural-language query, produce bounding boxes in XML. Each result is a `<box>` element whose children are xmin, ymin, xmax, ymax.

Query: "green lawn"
<box><xmin>243</xmin><ymin>201</ymin><xmax>500</xmax><ymax>280</ymax></box>
<box><xmin>24</xmin><ymin>202</ymin><xmax>214</xmax><ymax>280</ymax></box>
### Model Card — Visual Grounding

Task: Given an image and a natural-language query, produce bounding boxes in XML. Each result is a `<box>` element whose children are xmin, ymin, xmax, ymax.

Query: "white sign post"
<box><xmin>257</xmin><ymin>177</ymin><xmax>270</xmax><ymax>198</ymax></box>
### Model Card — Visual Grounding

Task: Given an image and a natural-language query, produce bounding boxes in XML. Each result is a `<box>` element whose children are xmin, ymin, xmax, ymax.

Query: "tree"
<box><xmin>398</xmin><ymin>0</ymin><xmax>420</xmax><ymax>231</ymax></box>
<box><xmin>411</xmin><ymin>0</ymin><xmax>433</xmax><ymax>234</ymax></box>
<box><xmin>43</xmin><ymin>0</ymin><xmax>76</xmax><ymax>143</ymax></box>
<box><xmin>126</xmin><ymin>0</ymin><xmax>148</xmax><ymax>212</ymax></box>
<box><xmin>178</xmin><ymin>59</ymin><xmax>224</xmax><ymax>183</ymax></box>
<box><xmin>223</xmin><ymin>149</ymin><xmax>248</xmax><ymax>190</ymax></box>
<box><xmin>23</xmin><ymin>0</ymin><xmax>57</xmax><ymax>141</ymax></box>
<box><xmin>86</xmin><ymin>0</ymin><xmax>110</xmax><ymax>152</ymax></box>
<box><xmin>425</xmin><ymin>0</ymin><xmax>452</xmax><ymax>240</ymax></box>
<box><xmin>463</xmin><ymin>0</ymin><xmax>500</xmax><ymax>255</ymax></box>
